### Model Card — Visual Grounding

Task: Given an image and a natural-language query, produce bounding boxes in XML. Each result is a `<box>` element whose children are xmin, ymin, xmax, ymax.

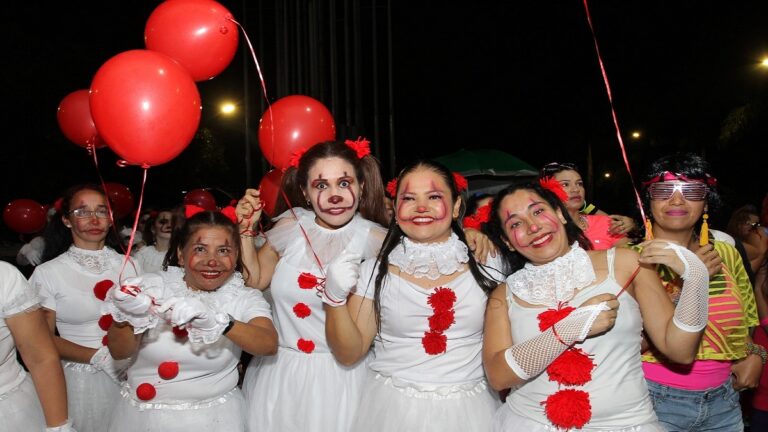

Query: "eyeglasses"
<box><xmin>648</xmin><ymin>182</ymin><xmax>708</xmax><ymax>201</ymax></box>
<box><xmin>540</xmin><ymin>162</ymin><xmax>579</xmax><ymax>176</ymax></box>
<box><xmin>70</xmin><ymin>208</ymin><xmax>110</xmax><ymax>219</ymax></box>
<box><xmin>749</xmin><ymin>222</ymin><xmax>761</xmax><ymax>230</ymax></box>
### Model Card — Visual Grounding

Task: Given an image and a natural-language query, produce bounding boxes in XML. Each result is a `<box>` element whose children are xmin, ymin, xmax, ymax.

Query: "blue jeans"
<box><xmin>646</xmin><ymin>378</ymin><xmax>744</xmax><ymax>431</ymax></box>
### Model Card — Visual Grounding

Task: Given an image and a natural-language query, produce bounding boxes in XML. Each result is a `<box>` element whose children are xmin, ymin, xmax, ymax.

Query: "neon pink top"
<box><xmin>583</xmin><ymin>215</ymin><xmax>625</xmax><ymax>250</ymax></box>
<box><xmin>642</xmin><ymin>360</ymin><xmax>731</xmax><ymax>390</ymax></box>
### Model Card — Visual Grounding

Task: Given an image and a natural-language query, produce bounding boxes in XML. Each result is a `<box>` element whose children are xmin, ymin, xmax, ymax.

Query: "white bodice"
<box><xmin>0</xmin><ymin>262</ymin><xmax>39</xmax><ymax>396</ymax></box>
<box><xmin>133</xmin><ymin>245</ymin><xmax>167</xmax><ymax>274</ymax></box>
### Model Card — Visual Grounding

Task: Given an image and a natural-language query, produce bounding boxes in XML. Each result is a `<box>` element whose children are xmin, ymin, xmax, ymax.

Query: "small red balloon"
<box><xmin>93</xmin><ymin>280</ymin><xmax>114</xmax><ymax>301</ymax></box>
<box><xmin>3</xmin><ymin>199</ymin><xmax>47</xmax><ymax>234</ymax></box>
<box><xmin>258</xmin><ymin>169</ymin><xmax>283</xmax><ymax>216</ymax></box>
<box><xmin>90</xmin><ymin>50</ymin><xmax>201</xmax><ymax>167</ymax></box>
<box><xmin>183</xmin><ymin>189</ymin><xmax>217</xmax><ymax>211</ymax></box>
<box><xmin>158</xmin><ymin>361</ymin><xmax>180</xmax><ymax>380</ymax></box>
<box><xmin>56</xmin><ymin>90</ymin><xmax>105</xmax><ymax>149</ymax></box>
<box><xmin>258</xmin><ymin>95</ymin><xmax>336</xmax><ymax>170</ymax></box>
<box><xmin>98</xmin><ymin>314</ymin><xmax>114</xmax><ymax>331</ymax></box>
<box><xmin>103</xmin><ymin>183</ymin><xmax>135</xmax><ymax>219</ymax></box>
<box><xmin>136</xmin><ymin>383</ymin><xmax>157</xmax><ymax>401</ymax></box>
<box><xmin>145</xmin><ymin>0</ymin><xmax>239</xmax><ymax>81</ymax></box>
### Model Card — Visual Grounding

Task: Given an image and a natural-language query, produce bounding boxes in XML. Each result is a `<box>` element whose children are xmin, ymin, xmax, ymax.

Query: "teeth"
<box><xmin>413</xmin><ymin>217</ymin><xmax>433</xmax><ymax>223</ymax></box>
<box><xmin>531</xmin><ymin>234</ymin><xmax>550</xmax><ymax>246</ymax></box>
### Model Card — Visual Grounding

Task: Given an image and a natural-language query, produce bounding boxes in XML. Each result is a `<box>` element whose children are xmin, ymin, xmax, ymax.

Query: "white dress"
<box><xmin>243</xmin><ymin>208</ymin><xmax>387</xmax><ymax>432</ymax></box>
<box><xmin>350</xmin><ymin>234</ymin><xmax>503</xmax><ymax>432</ymax></box>
<box><xmin>105</xmin><ymin>267</ymin><xmax>272</xmax><ymax>432</ymax></box>
<box><xmin>493</xmin><ymin>248</ymin><xmax>664</xmax><ymax>432</ymax></box>
<box><xmin>133</xmin><ymin>245</ymin><xmax>167</xmax><ymax>274</ymax></box>
<box><xmin>0</xmin><ymin>261</ymin><xmax>47</xmax><ymax>431</ymax></box>
<box><xmin>29</xmin><ymin>246</ymin><xmax>142</xmax><ymax>432</ymax></box>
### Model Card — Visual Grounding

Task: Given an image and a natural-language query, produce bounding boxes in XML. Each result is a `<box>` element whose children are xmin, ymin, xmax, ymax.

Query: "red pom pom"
<box><xmin>547</xmin><ymin>348</ymin><xmax>595</xmax><ymax>386</ymax></box>
<box><xmin>101</xmin><ymin>335</ymin><xmax>109</xmax><ymax>346</ymax></box>
<box><xmin>428</xmin><ymin>310</ymin><xmax>455</xmax><ymax>333</ymax></box>
<box><xmin>539</xmin><ymin>176</ymin><xmax>569</xmax><ymax>203</ymax></box>
<box><xmin>427</xmin><ymin>287</ymin><xmax>457</xmax><ymax>312</ymax></box>
<box><xmin>136</xmin><ymin>383</ymin><xmax>157</xmax><ymax>401</ymax></box>
<box><xmin>297</xmin><ymin>338</ymin><xmax>315</xmax><ymax>354</ymax></box>
<box><xmin>172</xmin><ymin>326</ymin><xmax>188</xmax><ymax>339</ymax></box>
<box><xmin>293</xmin><ymin>303</ymin><xmax>311</xmax><ymax>319</ymax></box>
<box><xmin>542</xmin><ymin>388</ymin><xmax>592</xmax><ymax>429</ymax></box>
<box><xmin>158</xmin><ymin>361</ymin><xmax>179</xmax><ymax>380</ymax></box>
<box><xmin>386</xmin><ymin>178</ymin><xmax>398</xmax><ymax>198</ymax></box>
<box><xmin>93</xmin><ymin>279</ymin><xmax>114</xmax><ymax>301</ymax></box>
<box><xmin>537</xmin><ymin>306</ymin><xmax>576</xmax><ymax>331</ymax></box>
<box><xmin>452</xmin><ymin>172</ymin><xmax>468</xmax><ymax>192</ymax></box>
<box><xmin>297</xmin><ymin>272</ymin><xmax>322</xmax><ymax>289</ymax></box>
<box><xmin>98</xmin><ymin>314</ymin><xmax>114</xmax><ymax>331</ymax></box>
<box><xmin>421</xmin><ymin>330</ymin><xmax>447</xmax><ymax>355</ymax></box>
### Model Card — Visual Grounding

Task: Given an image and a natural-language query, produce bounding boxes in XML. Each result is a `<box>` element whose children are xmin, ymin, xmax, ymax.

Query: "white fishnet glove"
<box><xmin>46</xmin><ymin>419</ymin><xmax>77</xmax><ymax>432</ymax></box>
<box><xmin>89</xmin><ymin>346</ymin><xmax>127</xmax><ymax>383</ymax></box>
<box><xmin>664</xmin><ymin>242</ymin><xmax>709</xmax><ymax>332</ymax></box>
<box><xmin>157</xmin><ymin>297</ymin><xmax>229</xmax><ymax>345</ymax></box>
<box><xmin>318</xmin><ymin>252</ymin><xmax>362</xmax><ymax>306</ymax></box>
<box><xmin>504</xmin><ymin>303</ymin><xmax>610</xmax><ymax>380</ymax></box>
<box><xmin>103</xmin><ymin>276</ymin><xmax>159</xmax><ymax>333</ymax></box>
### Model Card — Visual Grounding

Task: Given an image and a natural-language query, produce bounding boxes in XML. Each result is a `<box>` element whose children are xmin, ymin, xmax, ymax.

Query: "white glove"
<box><xmin>103</xmin><ymin>277</ymin><xmax>159</xmax><ymax>332</ymax></box>
<box><xmin>157</xmin><ymin>297</ymin><xmax>229</xmax><ymax>345</ymax></box>
<box><xmin>664</xmin><ymin>242</ymin><xmax>709</xmax><ymax>332</ymax></box>
<box><xmin>17</xmin><ymin>242</ymin><xmax>42</xmax><ymax>266</ymax></box>
<box><xmin>46</xmin><ymin>419</ymin><xmax>77</xmax><ymax>432</ymax></box>
<box><xmin>89</xmin><ymin>346</ymin><xmax>126</xmax><ymax>383</ymax></box>
<box><xmin>318</xmin><ymin>252</ymin><xmax>362</xmax><ymax>306</ymax></box>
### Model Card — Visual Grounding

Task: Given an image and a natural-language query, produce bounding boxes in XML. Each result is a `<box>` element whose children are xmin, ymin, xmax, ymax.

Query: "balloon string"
<box><xmin>279</xmin><ymin>189</ymin><xmax>326</xmax><ymax>277</ymax></box>
<box><xmin>118</xmin><ymin>167</ymin><xmax>147</xmax><ymax>282</ymax></box>
<box><xmin>227</xmin><ymin>17</ymin><xmax>277</xmax><ymax>171</ymax></box>
<box><xmin>582</xmin><ymin>0</ymin><xmax>647</xmax><ymax>227</ymax></box>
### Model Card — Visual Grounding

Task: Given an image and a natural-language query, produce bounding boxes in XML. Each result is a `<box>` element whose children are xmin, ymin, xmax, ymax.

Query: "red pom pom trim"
<box><xmin>93</xmin><ymin>279</ymin><xmax>114</xmax><ymax>301</ymax></box>
<box><xmin>136</xmin><ymin>383</ymin><xmax>157</xmax><ymax>401</ymax></box>
<box><xmin>547</xmin><ymin>348</ymin><xmax>595</xmax><ymax>386</ymax></box>
<box><xmin>422</xmin><ymin>287</ymin><xmax>456</xmax><ymax>355</ymax></box>
<box><xmin>428</xmin><ymin>310</ymin><xmax>455</xmax><ymax>333</ymax></box>
<box><xmin>542</xmin><ymin>388</ymin><xmax>592</xmax><ymax>430</ymax></box>
<box><xmin>386</xmin><ymin>178</ymin><xmax>398</xmax><ymax>198</ymax></box>
<box><xmin>421</xmin><ymin>330</ymin><xmax>448</xmax><ymax>355</ymax></box>
<box><xmin>427</xmin><ymin>287</ymin><xmax>457</xmax><ymax>312</ymax></box>
<box><xmin>98</xmin><ymin>314</ymin><xmax>114</xmax><ymax>331</ymax></box>
<box><xmin>158</xmin><ymin>361</ymin><xmax>180</xmax><ymax>380</ymax></box>
<box><xmin>297</xmin><ymin>272</ymin><xmax>323</xmax><ymax>289</ymax></box>
<box><xmin>537</xmin><ymin>305</ymin><xmax>575</xmax><ymax>331</ymax></box>
<box><xmin>539</xmin><ymin>176</ymin><xmax>569</xmax><ymax>203</ymax></box>
<box><xmin>172</xmin><ymin>326</ymin><xmax>188</xmax><ymax>339</ymax></box>
<box><xmin>297</xmin><ymin>338</ymin><xmax>315</xmax><ymax>354</ymax></box>
<box><xmin>293</xmin><ymin>302</ymin><xmax>311</xmax><ymax>319</ymax></box>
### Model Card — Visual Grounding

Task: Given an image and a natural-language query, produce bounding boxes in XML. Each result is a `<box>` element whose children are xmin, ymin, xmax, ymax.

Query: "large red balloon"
<box><xmin>103</xmin><ymin>183</ymin><xmax>135</xmax><ymax>219</ymax></box>
<box><xmin>183</xmin><ymin>189</ymin><xmax>217</xmax><ymax>211</ymax></box>
<box><xmin>90</xmin><ymin>50</ymin><xmax>201</xmax><ymax>167</ymax></box>
<box><xmin>145</xmin><ymin>0</ymin><xmax>238</xmax><ymax>81</ymax></box>
<box><xmin>258</xmin><ymin>169</ymin><xmax>284</xmax><ymax>217</ymax></box>
<box><xmin>258</xmin><ymin>95</ymin><xmax>336</xmax><ymax>171</ymax></box>
<box><xmin>3</xmin><ymin>199</ymin><xmax>47</xmax><ymax>234</ymax></box>
<box><xmin>57</xmin><ymin>90</ymin><xmax>106</xmax><ymax>149</ymax></box>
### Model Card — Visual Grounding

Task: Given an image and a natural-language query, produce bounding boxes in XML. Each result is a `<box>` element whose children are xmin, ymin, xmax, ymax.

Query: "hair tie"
<box><xmin>386</xmin><ymin>178</ymin><xmax>398</xmax><ymax>198</ymax></box>
<box><xmin>344</xmin><ymin>137</ymin><xmax>371</xmax><ymax>159</ymax></box>
<box><xmin>288</xmin><ymin>147</ymin><xmax>309</xmax><ymax>169</ymax></box>
<box><xmin>452</xmin><ymin>172</ymin><xmax>468</xmax><ymax>193</ymax></box>
<box><xmin>539</xmin><ymin>176</ymin><xmax>569</xmax><ymax>202</ymax></box>
<box><xmin>184</xmin><ymin>205</ymin><xmax>238</xmax><ymax>224</ymax></box>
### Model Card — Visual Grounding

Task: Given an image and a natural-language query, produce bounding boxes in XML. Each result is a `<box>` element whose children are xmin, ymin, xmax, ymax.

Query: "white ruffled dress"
<box><xmin>0</xmin><ymin>261</ymin><xmax>47</xmax><ymax>431</ymax></box>
<box><xmin>105</xmin><ymin>267</ymin><xmax>272</xmax><ymax>432</ymax></box>
<box><xmin>29</xmin><ymin>246</ymin><xmax>141</xmax><ymax>432</ymax></box>
<box><xmin>133</xmin><ymin>245</ymin><xmax>167</xmax><ymax>274</ymax></box>
<box><xmin>350</xmin><ymin>234</ymin><xmax>503</xmax><ymax>432</ymax></box>
<box><xmin>243</xmin><ymin>208</ymin><xmax>387</xmax><ymax>432</ymax></box>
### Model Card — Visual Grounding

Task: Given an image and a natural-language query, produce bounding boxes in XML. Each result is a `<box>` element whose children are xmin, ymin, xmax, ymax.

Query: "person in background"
<box><xmin>133</xmin><ymin>208</ymin><xmax>174</xmax><ymax>273</ymax></box>
<box><xmin>726</xmin><ymin>204</ymin><xmax>768</xmax><ymax>276</ymax></box>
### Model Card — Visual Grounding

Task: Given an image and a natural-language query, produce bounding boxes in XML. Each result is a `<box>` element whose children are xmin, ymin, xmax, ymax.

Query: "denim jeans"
<box><xmin>646</xmin><ymin>378</ymin><xmax>744</xmax><ymax>432</ymax></box>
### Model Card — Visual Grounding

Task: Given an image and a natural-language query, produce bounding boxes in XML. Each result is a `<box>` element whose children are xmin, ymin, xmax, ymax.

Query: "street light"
<box><xmin>760</xmin><ymin>57</ymin><xmax>768</xmax><ymax>68</ymax></box>
<box><xmin>631</xmin><ymin>131</ymin><xmax>641</xmax><ymax>139</ymax></box>
<box><xmin>603</xmin><ymin>172</ymin><xmax>611</xmax><ymax>179</ymax></box>
<box><xmin>220</xmin><ymin>102</ymin><xmax>237</xmax><ymax>115</ymax></box>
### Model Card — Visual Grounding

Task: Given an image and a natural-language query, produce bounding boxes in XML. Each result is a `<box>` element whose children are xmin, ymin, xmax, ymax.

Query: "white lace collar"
<box><xmin>65</xmin><ymin>245</ymin><xmax>117</xmax><ymax>275</ymax></box>
<box><xmin>505</xmin><ymin>242</ymin><xmax>595</xmax><ymax>307</ymax></box>
<box><xmin>388</xmin><ymin>232</ymin><xmax>469</xmax><ymax>280</ymax></box>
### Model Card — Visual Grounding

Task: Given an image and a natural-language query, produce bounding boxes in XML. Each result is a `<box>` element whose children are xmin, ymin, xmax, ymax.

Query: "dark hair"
<box><xmin>141</xmin><ymin>208</ymin><xmax>174</xmax><ymax>246</ymax></box>
<box><xmin>539</xmin><ymin>161</ymin><xmax>580</xmax><ymax>179</ymax></box>
<box><xmin>371</xmin><ymin>160</ymin><xmax>498</xmax><ymax>331</ymax></box>
<box><xmin>640</xmin><ymin>153</ymin><xmax>722</xmax><ymax>216</ymax></box>
<box><xmin>273</xmin><ymin>141</ymin><xmax>388</xmax><ymax>227</ymax></box>
<box><xmin>726</xmin><ymin>205</ymin><xmax>759</xmax><ymax>242</ymax></box>
<box><xmin>483</xmin><ymin>182</ymin><xmax>592</xmax><ymax>275</ymax></box>
<box><xmin>41</xmin><ymin>184</ymin><xmax>122</xmax><ymax>263</ymax></box>
<box><xmin>465</xmin><ymin>192</ymin><xmax>494</xmax><ymax>217</ymax></box>
<box><xmin>164</xmin><ymin>210</ymin><xmax>248</xmax><ymax>281</ymax></box>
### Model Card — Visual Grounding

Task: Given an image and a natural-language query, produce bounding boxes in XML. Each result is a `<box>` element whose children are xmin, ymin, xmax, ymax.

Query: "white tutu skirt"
<box><xmin>0</xmin><ymin>374</ymin><xmax>46</xmax><ymax>431</ymax></box>
<box><xmin>108</xmin><ymin>387</ymin><xmax>246</xmax><ymax>432</ymax></box>
<box><xmin>491</xmin><ymin>404</ymin><xmax>667</xmax><ymax>432</ymax></box>
<box><xmin>63</xmin><ymin>362</ymin><xmax>122</xmax><ymax>432</ymax></box>
<box><xmin>243</xmin><ymin>347</ymin><xmax>367</xmax><ymax>432</ymax></box>
<box><xmin>350</xmin><ymin>371</ymin><xmax>500</xmax><ymax>432</ymax></box>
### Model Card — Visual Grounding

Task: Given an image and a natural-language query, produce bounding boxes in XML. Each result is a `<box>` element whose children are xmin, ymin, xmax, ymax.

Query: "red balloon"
<box><xmin>258</xmin><ymin>169</ymin><xmax>284</xmax><ymax>217</ymax></box>
<box><xmin>145</xmin><ymin>0</ymin><xmax>238</xmax><ymax>81</ymax></box>
<box><xmin>103</xmin><ymin>183</ymin><xmax>135</xmax><ymax>219</ymax></box>
<box><xmin>90</xmin><ymin>50</ymin><xmax>201</xmax><ymax>167</ymax></box>
<box><xmin>56</xmin><ymin>90</ymin><xmax>106</xmax><ymax>149</ymax></box>
<box><xmin>258</xmin><ymin>95</ymin><xmax>336</xmax><ymax>171</ymax></box>
<box><xmin>3</xmin><ymin>199</ymin><xmax>47</xmax><ymax>234</ymax></box>
<box><xmin>183</xmin><ymin>189</ymin><xmax>217</xmax><ymax>211</ymax></box>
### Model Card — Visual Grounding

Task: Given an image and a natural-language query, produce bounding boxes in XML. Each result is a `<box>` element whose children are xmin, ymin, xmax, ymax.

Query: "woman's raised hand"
<box><xmin>236</xmin><ymin>188</ymin><xmax>264</xmax><ymax>232</ymax></box>
<box><xmin>578</xmin><ymin>293</ymin><xmax>619</xmax><ymax>338</ymax></box>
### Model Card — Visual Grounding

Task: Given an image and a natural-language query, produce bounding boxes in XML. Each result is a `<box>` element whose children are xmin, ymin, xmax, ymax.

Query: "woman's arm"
<box><xmin>107</xmin><ymin>322</ymin><xmax>141</xmax><ymax>360</ymax></box>
<box><xmin>325</xmin><ymin>294</ymin><xmax>378</xmax><ymax>366</ymax></box>
<box><xmin>224</xmin><ymin>316</ymin><xmax>278</xmax><ymax>356</ymax></box>
<box><xmin>8</xmin><ymin>309</ymin><xmax>68</xmax><ymax>427</ymax></box>
<box><xmin>42</xmin><ymin>308</ymin><xmax>97</xmax><ymax>363</ymax></box>
<box><xmin>482</xmin><ymin>284</ymin><xmax>517</xmax><ymax>390</ymax></box>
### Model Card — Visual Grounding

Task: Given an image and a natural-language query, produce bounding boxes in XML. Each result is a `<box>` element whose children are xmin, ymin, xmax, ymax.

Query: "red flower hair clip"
<box><xmin>386</xmin><ymin>178</ymin><xmax>398</xmax><ymax>198</ymax></box>
<box><xmin>288</xmin><ymin>147</ymin><xmax>309</xmax><ymax>169</ymax></box>
<box><xmin>344</xmin><ymin>137</ymin><xmax>371</xmax><ymax>159</ymax></box>
<box><xmin>462</xmin><ymin>202</ymin><xmax>492</xmax><ymax>230</ymax></box>
<box><xmin>452</xmin><ymin>172</ymin><xmax>468</xmax><ymax>192</ymax></box>
<box><xmin>539</xmin><ymin>176</ymin><xmax>569</xmax><ymax>203</ymax></box>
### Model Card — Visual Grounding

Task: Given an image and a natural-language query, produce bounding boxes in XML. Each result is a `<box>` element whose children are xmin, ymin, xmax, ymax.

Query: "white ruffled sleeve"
<box><xmin>0</xmin><ymin>261</ymin><xmax>40</xmax><ymax>318</ymax></box>
<box><xmin>352</xmin><ymin>258</ymin><xmax>381</xmax><ymax>300</ymax></box>
<box><xmin>230</xmin><ymin>287</ymin><xmax>273</xmax><ymax>323</ymax></box>
<box><xmin>264</xmin><ymin>210</ymin><xmax>302</xmax><ymax>256</ymax></box>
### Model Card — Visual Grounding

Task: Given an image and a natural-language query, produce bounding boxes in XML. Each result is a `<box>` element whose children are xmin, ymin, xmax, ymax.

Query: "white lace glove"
<box><xmin>504</xmin><ymin>303</ymin><xmax>610</xmax><ymax>380</ymax></box>
<box><xmin>17</xmin><ymin>242</ymin><xmax>43</xmax><ymax>266</ymax></box>
<box><xmin>103</xmin><ymin>276</ymin><xmax>159</xmax><ymax>333</ymax></box>
<box><xmin>46</xmin><ymin>419</ymin><xmax>77</xmax><ymax>432</ymax></box>
<box><xmin>318</xmin><ymin>252</ymin><xmax>362</xmax><ymax>306</ymax></box>
<box><xmin>664</xmin><ymin>242</ymin><xmax>709</xmax><ymax>332</ymax></box>
<box><xmin>157</xmin><ymin>297</ymin><xmax>230</xmax><ymax>345</ymax></box>
<box><xmin>89</xmin><ymin>346</ymin><xmax>127</xmax><ymax>383</ymax></box>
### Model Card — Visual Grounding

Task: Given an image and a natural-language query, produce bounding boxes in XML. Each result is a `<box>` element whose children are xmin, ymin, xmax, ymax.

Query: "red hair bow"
<box><xmin>462</xmin><ymin>202</ymin><xmax>492</xmax><ymax>230</ymax></box>
<box><xmin>386</xmin><ymin>178</ymin><xmax>398</xmax><ymax>198</ymax></box>
<box><xmin>288</xmin><ymin>147</ymin><xmax>309</xmax><ymax>169</ymax></box>
<box><xmin>344</xmin><ymin>137</ymin><xmax>371</xmax><ymax>159</ymax></box>
<box><xmin>452</xmin><ymin>172</ymin><xmax>468</xmax><ymax>193</ymax></box>
<box><xmin>184</xmin><ymin>205</ymin><xmax>238</xmax><ymax>224</ymax></box>
<box><xmin>539</xmin><ymin>176</ymin><xmax>569</xmax><ymax>203</ymax></box>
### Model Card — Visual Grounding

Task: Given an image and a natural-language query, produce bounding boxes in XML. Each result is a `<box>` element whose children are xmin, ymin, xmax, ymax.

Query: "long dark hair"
<box><xmin>273</xmin><ymin>140</ymin><xmax>389</xmax><ymax>227</ymax></box>
<box><xmin>371</xmin><ymin>160</ymin><xmax>497</xmax><ymax>331</ymax></box>
<box><xmin>141</xmin><ymin>207</ymin><xmax>174</xmax><ymax>246</ymax></box>
<box><xmin>483</xmin><ymin>182</ymin><xmax>592</xmax><ymax>275</ymax></box>
<box><xmin>41</xmin><ymin>183</ymin><xmax>122</xmax><ymax>263</ymax></box>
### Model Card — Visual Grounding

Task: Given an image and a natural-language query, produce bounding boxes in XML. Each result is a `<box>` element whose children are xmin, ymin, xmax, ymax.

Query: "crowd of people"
<box><xmin>1</xmin><ymin>143</ymin><xmax>767</xmax><ymax>432</ymax></box>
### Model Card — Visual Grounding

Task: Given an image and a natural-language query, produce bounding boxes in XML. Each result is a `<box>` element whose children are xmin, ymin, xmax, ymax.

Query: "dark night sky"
<box><xmin>2</xmin><ymin>1</ymin><xmax>767</xmax><ymax>238</ymax></box>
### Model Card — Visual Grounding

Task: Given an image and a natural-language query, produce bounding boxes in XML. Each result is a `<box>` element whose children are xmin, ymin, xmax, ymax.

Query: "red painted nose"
<box><xmin>329</xmin><ymin>195</ymin><xmax>343</xmax><ymax>204</ymax></box>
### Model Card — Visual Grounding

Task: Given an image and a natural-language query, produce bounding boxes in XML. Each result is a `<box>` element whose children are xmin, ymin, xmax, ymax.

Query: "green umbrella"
<box><xmin>434</xmin><ymin>148</ymin><xmax>537</xmax><ymax>177</ymax></box>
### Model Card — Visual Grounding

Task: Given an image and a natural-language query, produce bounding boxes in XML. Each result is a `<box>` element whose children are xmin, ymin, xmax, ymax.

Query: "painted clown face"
<box><xmin>395</xmin><ymin>167</ymin><xmax>461</xmax><ymax>244</ymax></box>
<box><xmin>177</xmin><ymin>226</ymin><xmax>237</xmax><ymax>292</ymax></box>
<box><xmin>304</xmin><ymin>157</ymin><xmax>362</xmax><ymax>229</ymax></box>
